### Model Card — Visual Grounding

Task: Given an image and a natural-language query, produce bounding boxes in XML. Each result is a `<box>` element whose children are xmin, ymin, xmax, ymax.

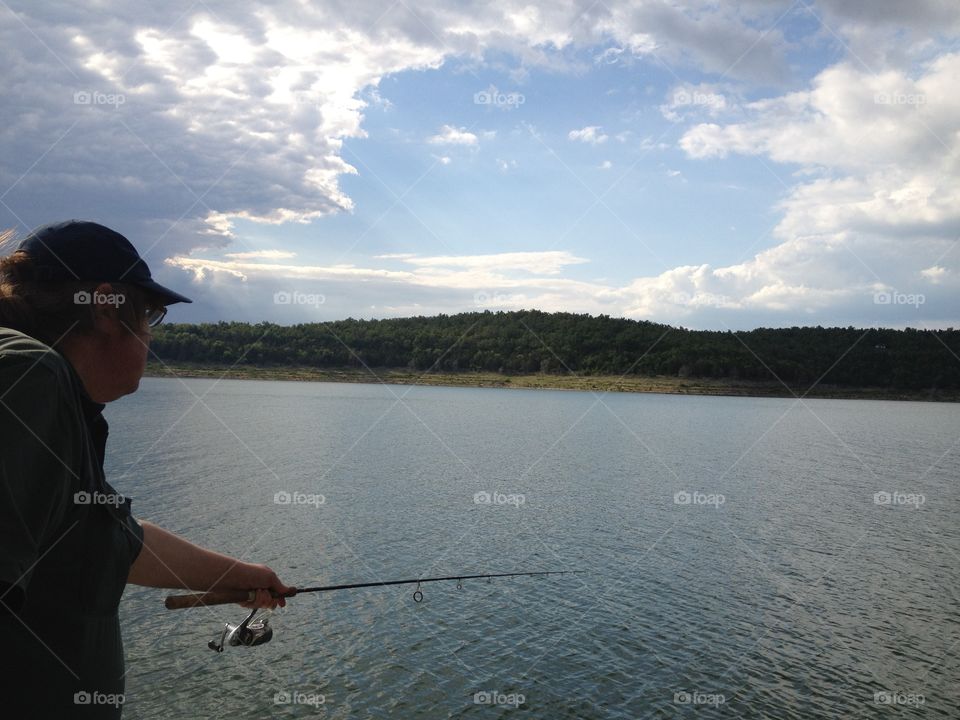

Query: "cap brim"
<box><xmin>138</xmin><ymin>279</ymin><xmax>193</xmax><ymax>305</ymax></box>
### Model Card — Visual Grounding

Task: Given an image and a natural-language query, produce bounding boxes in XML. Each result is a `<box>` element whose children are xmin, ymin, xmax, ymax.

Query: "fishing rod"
<box><xmin>164</xmin><ymin>570</ymin><xmax>582</xmax><ymax>651</ymax></box>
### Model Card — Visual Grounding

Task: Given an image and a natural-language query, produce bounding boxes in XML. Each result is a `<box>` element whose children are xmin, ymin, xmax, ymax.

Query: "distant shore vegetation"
<box><xmin>147</xmin><ymin>310</ymin><xmax>959</xmax><ymax>400</ymax></box>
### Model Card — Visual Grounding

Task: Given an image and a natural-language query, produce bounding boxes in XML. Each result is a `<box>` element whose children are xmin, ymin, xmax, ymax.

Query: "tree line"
<box><xmin>150</xmin><ymin>310</ymin><xmax>959</xmax><ymax>391</ymax></box>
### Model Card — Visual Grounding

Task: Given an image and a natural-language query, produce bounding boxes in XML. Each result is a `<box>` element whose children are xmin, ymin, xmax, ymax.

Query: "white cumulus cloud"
<box><xmin>568</xmin><ymin>126</ymin><xmax>608</xmax><ymax>144</ymax></box>
<box><xmin>427</xmin><ymin>125</ymin><xmax>479</xmax><ymax>145</ymax></box>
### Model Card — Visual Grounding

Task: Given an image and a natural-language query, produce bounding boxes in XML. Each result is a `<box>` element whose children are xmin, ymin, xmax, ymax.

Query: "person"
<box><xmin>0</xmin><ymin>220</ymin><xmax>292</xmax><ymax>718</ymax></box>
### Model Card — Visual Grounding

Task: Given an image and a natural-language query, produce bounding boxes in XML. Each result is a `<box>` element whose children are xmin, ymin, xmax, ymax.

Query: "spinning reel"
<box><xmin>208</xmin><ymin>607</ymin><xmax>273</xmax><ymax>652</ymax></box>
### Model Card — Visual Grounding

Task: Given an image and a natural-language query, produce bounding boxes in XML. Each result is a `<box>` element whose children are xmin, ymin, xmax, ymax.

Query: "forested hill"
<box><xmin>150</xmin><ymin>310</ymin><xmax>959</xmax><ymax>391</ymax></box>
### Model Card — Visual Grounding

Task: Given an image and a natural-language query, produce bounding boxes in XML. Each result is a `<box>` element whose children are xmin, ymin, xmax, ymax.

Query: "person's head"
<box><xmin>0</xmin><ymin>221</ymin><xmax>191</xmax><ymax>402</ymax></box>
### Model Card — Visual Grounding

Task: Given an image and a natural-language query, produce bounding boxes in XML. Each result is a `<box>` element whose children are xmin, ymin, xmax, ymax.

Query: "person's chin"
<box><xmin>110</xmin><ymin>376</ymin><xmax>141</xmax><ymax>401</ymax></box>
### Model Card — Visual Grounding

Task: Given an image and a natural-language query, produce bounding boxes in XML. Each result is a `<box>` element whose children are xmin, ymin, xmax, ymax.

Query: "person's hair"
<box><xmin>0</xmin><ymin>229</ymin><xmax>153</xmax><ymax>348</ymax></box>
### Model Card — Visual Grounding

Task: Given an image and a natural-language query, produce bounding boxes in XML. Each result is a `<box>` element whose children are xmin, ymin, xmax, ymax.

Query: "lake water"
<box><xmin>106</xmin><ymin>377</ymin><xmax>959</xmax><ymax>718</ymax></box>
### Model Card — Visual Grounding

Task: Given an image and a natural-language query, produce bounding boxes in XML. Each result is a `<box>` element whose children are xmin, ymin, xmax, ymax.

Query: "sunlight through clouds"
<box><xmin>1</xmin><ymin>0</ymin><xmax>957</xmax><ymax>327</ymax></box>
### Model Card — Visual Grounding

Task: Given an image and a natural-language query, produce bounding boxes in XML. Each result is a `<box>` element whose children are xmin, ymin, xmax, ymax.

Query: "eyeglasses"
<box><xmin>145</xmin><ymin>304</ymin><xmax>167</xmax><ymax>327</ymax></box>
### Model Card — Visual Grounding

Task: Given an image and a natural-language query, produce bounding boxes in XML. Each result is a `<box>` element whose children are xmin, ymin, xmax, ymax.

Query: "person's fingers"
<box><xmin>273</xmin><ymin>582</ymin><xmax>293</xmax><ymax>605</ymax></box>
<box><xmin>233</xmin><ymin>563</ymin><xmax>295</xmax><ymax>609</ymax></box>
<box><xmin>267</xmin><ymin>573</ymin><xmax>294</xmax><ymax>597</ymax></box>
<box><xmin>263</xmin><ymin>588</ymin><xmax>284</xmax><ymax>610</ymax></box>
<box><xmin>238</xmin><ymin>588</ymin><xmax>270</xmax><ymax>609</ymax></box>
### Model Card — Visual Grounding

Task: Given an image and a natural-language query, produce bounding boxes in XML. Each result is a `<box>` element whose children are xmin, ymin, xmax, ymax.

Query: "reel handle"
<box><xmin>165</xmin><ymin>589</ymin><xmax>257</xmax><ymax>609</ymax></box>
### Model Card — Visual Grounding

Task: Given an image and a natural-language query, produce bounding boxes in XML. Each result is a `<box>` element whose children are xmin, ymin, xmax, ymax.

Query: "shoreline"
<box><xmin>143</xmin><ymin>363</ymin><xmax>958</xmax><ymax>402</ymax></box>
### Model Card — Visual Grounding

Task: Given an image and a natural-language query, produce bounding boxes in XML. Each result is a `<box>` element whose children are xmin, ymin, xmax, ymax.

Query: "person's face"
<box><xmin>116</xmin><ymin>313</ymin><xmax>151</xmax><ymax>393</ymax></box>
<box><xmin>92</xmin><ymin>284</ymin><xmax>154</xmax><ymax>399</ymax></box>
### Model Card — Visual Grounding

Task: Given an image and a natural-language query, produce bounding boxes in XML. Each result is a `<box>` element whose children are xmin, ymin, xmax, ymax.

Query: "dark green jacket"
<box><xmin>0</xmin><ymin>328</ymin><xmax>144</xmax><ymax>718</ymax></box>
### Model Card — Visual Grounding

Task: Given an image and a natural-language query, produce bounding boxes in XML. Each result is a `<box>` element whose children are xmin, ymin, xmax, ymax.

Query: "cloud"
<box><xmin>594</xmin><ymin>46</ymin><xmax>625</xmax><ymax>65</ymax></box>
<box><xmin>813</xmin><ymin>0</ymin><xmax>960</xmax><ymax>69</ymax></box>
<box><xmin>162</xmin><ymin>247</ymin><xmax>612</xmax><ymax>321</ymax></box>
<box><xmin>0</xmin><ymin>0</ymin><xmax>820</xmax><ymax>258</ymax></box>
<box><xmin>920</xmin><ymin>266</ymin><xmax>948</xmax><ymax>284</ymax></box>
<box><xmin>628</xmin><ymin>52</ymin><xmax>960</xmax><ymax>326</ymax></box>
<box><xmin>4</xmin><ymin>1</ymin><xmax>959</xmax><ymax>329</ymax></box>
<box><xmin>397</xmin><ymin>251</ymin><xmax>588</xmax><ymax>274</ymax></box>
<box><xmin>0</xmin><ymin>2</ymin><xmax>454</xmax><ymax>255</ymax></box>
<box><xmin>164</xmin><ymin>39</ymin><xmax>960</xmax><ymax>330</ymax></box>
<box><xmin>568</xmin><ymin>126</ymin><xmax>608</xmax><ymax>144</ymax></box>
<box><xmin>166</xmin><ymin>227</ymin><xmax>958</xmax><ymax>327</ymax></box>
<box><xmin>427</xmin><ymin>124</ymin><xmax>479</xmax><ymax>145</ymax></box>
<box><xmin>169</xmin><ymin>249</ymin><xmax>589</xmax><ymax>282</ymax></box>
<box><xmin>592</xmin><ymin>2</ymin><xmax>789</xmax><ymax>85</ymax></box>
<box><xmin>816</xmin><ymin>0</ymin><xmax>960</xmax><ymax>30</ymax></box>
<box><xmin>677</xmin><ymin>54</ymin><xmax>960</xmax><ymax>242</ymax></box>
<box><xmin>611</xmin><ymin>231</ymin><xmax>957</xmax><ymax>327</ymax></box>
<box><xmin>680</xmin><ymin>56</ymin><xmax>960</xmax><ymax>171</ymax></box>
<box><xmin>661</xmin><ymin>84</ymin><xmax>730</xmax><ymax>122</ymax></box>
<box><xmin>167</xmin><ymin>256</ymin><xmax>414</xmax><ymax>283</ymax></box>
<box><xmin>224</xmin><ymin>249</ymin><xmax>297</xmax><ymax>260</ymax></box>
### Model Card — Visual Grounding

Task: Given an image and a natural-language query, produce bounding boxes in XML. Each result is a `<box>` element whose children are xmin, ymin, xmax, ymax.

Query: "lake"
<box><xmin>106</xmin><ymin>377</ymin><xmax>959</xmax><ymax>718</ymax></box>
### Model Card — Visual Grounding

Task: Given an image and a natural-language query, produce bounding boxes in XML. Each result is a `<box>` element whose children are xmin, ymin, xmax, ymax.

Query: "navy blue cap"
<box><xmin>17</xmin><ymin>220</ymin><xmax>192</xmax><ymax>305</ymax></box>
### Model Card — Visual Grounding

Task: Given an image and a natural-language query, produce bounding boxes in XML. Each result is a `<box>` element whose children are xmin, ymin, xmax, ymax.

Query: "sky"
<box><xmin>1</xmin><ymin>0</ymin><xmax>957</xmax><ymax>329</ymax></box>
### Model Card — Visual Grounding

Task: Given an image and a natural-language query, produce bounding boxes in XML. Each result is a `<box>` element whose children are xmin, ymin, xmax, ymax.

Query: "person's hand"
<box><xmin>236</xmin><ymin>563</ymin><xmax>295</xmax><ymax>609</ymax></box>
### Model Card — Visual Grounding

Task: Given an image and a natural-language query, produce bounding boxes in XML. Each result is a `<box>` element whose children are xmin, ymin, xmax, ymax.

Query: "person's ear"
<box><xmin>89</xmin><ymin>282</ymin><xmax>124</xmax><ymax>334</ymax></box>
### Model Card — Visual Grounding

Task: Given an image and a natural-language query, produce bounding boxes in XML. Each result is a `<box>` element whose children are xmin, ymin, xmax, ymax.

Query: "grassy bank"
<box><xmin>143</xmin><ymin>362</ymin><xmax>958</xmax><ymax>402</ymax></box>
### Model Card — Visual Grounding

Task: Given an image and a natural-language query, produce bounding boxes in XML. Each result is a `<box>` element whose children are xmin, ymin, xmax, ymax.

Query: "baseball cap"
<box><xmin>17</xmin><ymin>220</ymin><xmax>192</xmax><ymax>305</ymax></box>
